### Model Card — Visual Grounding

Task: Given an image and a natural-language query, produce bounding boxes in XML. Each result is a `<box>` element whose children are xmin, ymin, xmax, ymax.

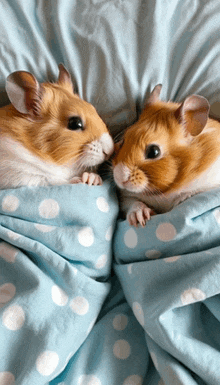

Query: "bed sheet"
<box><xmin>0</xmin><ymin>1</ymin><xmax>220</xmax><ymax>384</ymax></box>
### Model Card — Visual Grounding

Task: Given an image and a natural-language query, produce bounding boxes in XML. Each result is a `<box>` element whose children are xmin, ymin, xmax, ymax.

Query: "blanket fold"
<box><xmin>0</xmin><ymin>183</ymin><xmax>118</xmax><ymax>385</ymax></box>
<box><xmin>114</xmin><ymin>188</ymin><xmax>220</xmax><ymax>385</ymax></box>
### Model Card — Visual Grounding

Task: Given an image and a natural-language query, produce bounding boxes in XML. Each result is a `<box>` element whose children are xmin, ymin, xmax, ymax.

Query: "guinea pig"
<box><xmin>0</xmin><ymin>64</ymin><xmax>114</xmax><ymax>189</ymax></box>
<box><xmin>113</xmin><ymin>84</ymin><xmax>220</xmax><ymax>226</ymax></box>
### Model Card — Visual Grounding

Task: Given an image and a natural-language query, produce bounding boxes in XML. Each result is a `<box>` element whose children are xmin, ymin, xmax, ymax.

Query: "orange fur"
<box><xmin>113</xmin><ymin>100</ymin><xmax>220</xmax><ymax>195</ymax></box>
<box><xmin>0</xmin><ymin>82</ymin><xmax>108</xmax><ymax>166</ymax></box>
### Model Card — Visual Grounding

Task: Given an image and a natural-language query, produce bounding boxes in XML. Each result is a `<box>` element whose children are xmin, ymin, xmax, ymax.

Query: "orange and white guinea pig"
<box><xmin>113</xmin><ymin>84</ymin><xmax>220</xmax><ymax>227</ymax></box>
<box><xmin>0</xmin><ymin>64</ymin><xmax>114</xmax><ymax>189</ymax></box>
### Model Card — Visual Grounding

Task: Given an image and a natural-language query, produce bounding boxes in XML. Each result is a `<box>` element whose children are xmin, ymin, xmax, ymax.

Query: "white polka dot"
<box><xmin>78</xmin><ymin>227</ymin><xmax>94</xmax><ymax>247</ymax></box>
<box><xmin>35</xmin><ymin>224</ymin><xmax>56</xmax><ymax>233</ymax></box>
<box><xmin>123</xmin><ymin>375</ymin><xmax>143</xmax><ymax>385</ymax></box>
<box><xmin>113</xmin><ymin>314</ymin><xmax>128</xmax><ymax>331</ymax></box>
<box><xmin>2</xmin><ymin>195</ymin><xmax>19</xmax><ymax>212</ymax></box>
<box><xmin>132</xmin><ymin>302</ymin><xmax>144</xmax><ymax>327</ymax></box>
<box><xmin>2</xmin><ymin>305</ymin><xmax>25</xmax><ymax>331</ymax></box>
<box><xmin>164</xmin><ymin>256</ymin><xmax>181</xmax><ymax>263</ymax></box>
<box><xmin>6</xmin><ymin>231</ymin><xmax>20</xmax><ymax>241</ymax></box>
<box><xmin>39</xmin><ymin>199</ymin><xmax>60</xmax><ymax>219</ymax></box>
<box><xmin>150</xmin><ymin>352</ymin><xmax>159</xmax><ymax>370</ymax></box>
<box><xmin>214</xmin><ymin>209</ymin><xmax>220</xmax><ymax>223</ymax></box>
<box><xmin>51</xmin><ymin>285</ymin><xmax>68</xmax><ymax>306</ymax></box>
<box><xmin>127</xmin><ymin>264</ymin><xmax>133</xmax><ymax>274</ymax></box>
<box><xmin>0</xmin><ymin>283</ymin><xmax>16</xmax><ymax>308</ymax></box>
<box><xmin>0</xmin><ymin>372</ymin><xmax>15</xmax><ymax>385</ymax></box>
<box><xmin>105</xmin><ymin>225</ymin><xmax>113</xmax><ymax>241</ymax></box>
<box><xmin>70</xmin><ymin>296</ymin><xmax>89</xmax><ymax>315</ymax></box>
<box><xmin>95</xmin><ymin>254</ymin><xmax>107</xmax><ymax>269</ymax></box>
<box><xmin>124</xmin><ymin>228</ymin><xmax>138</xmax><ymax>248</ymax></box>
<box><xmin>72</xmin><ymin>266</ymin><xmax>78</xmax><ymax>275</ymax></box>
<box><xmin>156</xmin><ymin>223</ymin><xmax>176</xmax><ymax>242</ymax></box>
<box><xmin>113</xmin><ymin>339</ymin><xmax>131</xmax><ymax>360</ymax></box>
<box><xmin>0</xmin><ymin>242</ymin><xmax>18</xmax><ymax>263</ymax></box>
<box><xmin>145</xmin><ymin>250</ymin><xmax>161</xmax><ymax>259</ymax></box>
<box><xmin>78</xmin><ymin>375</ymin><xmax>101</xmax><ymax>385</ymax></box>
<box><xmin>181</xmin><ymin>288</ymin><xmax>206</xmax><ymax>305</ymax></box>
<box><xmin>96</xmin><ymin>197</ymin><xmax>109</xmax><ymax>212</ymax></box>
<box><xmin>36</xmin><ymin>351</ymin><xmax>59</xmax><ymax>376</ymax></box>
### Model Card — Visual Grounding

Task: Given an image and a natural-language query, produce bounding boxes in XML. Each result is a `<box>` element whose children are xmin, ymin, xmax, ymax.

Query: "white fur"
<box><xmin>0</xmin><ymin>132</ymin><xmax>114</xmax><ymax>189</ymax></box>
<box><xmin>82</xmin><ymin>133</ymin><xmax>114</xmax><ymax>168</ymax></box>
<box><xmin>113</xmin><ymin>163</ymin><xmax>131</xmax><ymax>187</ymax></box>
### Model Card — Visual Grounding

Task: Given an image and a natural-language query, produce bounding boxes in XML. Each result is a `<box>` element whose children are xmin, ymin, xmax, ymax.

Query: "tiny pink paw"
<box><xmin>127</xmin><ymin>202</ymin><xmax>155</xmax><ymax>227</ymax></box>
<box><xmin>82</xmin><ymin>172</ymin><xmax>102</xmax><ymax>186</ymax></box>
<box><xmin>70</xmin><ymin>176</ymin><xmax>83</xmax><ymax>184</ymax></box>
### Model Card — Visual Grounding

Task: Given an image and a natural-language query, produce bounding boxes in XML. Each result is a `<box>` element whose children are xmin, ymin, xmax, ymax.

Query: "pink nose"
<box><xmin>122</xmin><ymin>176</ymin><xmax>130</xmax><ymax>186</ymax></box>
<box><xmin>113</xmin><ymin>163</ymin><xmax>131</xmax><ymax>188</ymax></box>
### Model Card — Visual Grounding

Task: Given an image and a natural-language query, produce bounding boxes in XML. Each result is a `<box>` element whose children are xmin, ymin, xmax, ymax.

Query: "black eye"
<box><xmin>67</xmin><ymin>116</ymin><xmax>84</xmax><ymax>131</ymax></box>
<box><xmin>145</xmin><ymin>144</ymin><xmax>161</xmax><ymax>159</ymax></box>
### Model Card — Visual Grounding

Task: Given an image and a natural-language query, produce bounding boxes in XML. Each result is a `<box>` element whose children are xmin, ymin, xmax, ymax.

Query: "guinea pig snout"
<box><xmin>99</xmin><ymin>133</ymin><xmax>114</xmax><ymax>159</ymax></box>
<box><xmin>113</xmin><ymin>163</ymin><xmax>131</xmax><ymax>188</ymax></box>
<box><xmin>84</xmin><ymin>133</ymin><xmax>114</xmax><ymax>166</ymax></box>
<box><xmin>113</xmin><ymin>163</ymin><xmax>147</xmax><ymax>193</ymax></box>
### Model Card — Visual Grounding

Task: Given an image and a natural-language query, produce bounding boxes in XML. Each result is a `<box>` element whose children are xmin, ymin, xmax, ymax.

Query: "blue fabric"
<box><xmin>0</xmin><ymin>183</ymin><xmax>118</xmax><ymax>384</ymax></box>
<box><xmin>1</xmin><ymin>1</ymin><xmax>220</xmax><ymax>384</ymax></box>
<box><xmin>114</xmin><ymin>189</ymin><xmax>220</xmax><ymax>385</ymax></box>
<box><xmin>0</xmin><ymin>1</ymin><xmax>220</xmax><ymax>129</ymax></box>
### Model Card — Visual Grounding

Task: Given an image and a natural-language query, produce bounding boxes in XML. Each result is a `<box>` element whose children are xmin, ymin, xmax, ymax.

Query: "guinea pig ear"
<box><xmin>57</xmin><ymin>63</ymin><xmax>74</xmax><ymax>93</ymax></box>
<box><xmin>6</xmin><ymin>71</ymin><xmax>42</xmax><ymax>117</ymax></box>
<box><xmin>175</xmin><ymin>95</ymin><xmax>210</xmax><ymax>136</ymax></box>
<box><xmin>148</xmin><ymin>84</ymin><xmax>162</xmax><ymax>104</ymax></box>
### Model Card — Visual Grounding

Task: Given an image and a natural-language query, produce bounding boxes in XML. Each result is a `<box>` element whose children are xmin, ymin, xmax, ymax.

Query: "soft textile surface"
<box><xmin>114</xmin><ymin>189</ymin><xmax>220</xmax><ymax>385</ymax></box>
<box><xmin>1</xmin><ymin>1</ymin><xmax>220</xmax><ymax>384</ymax></box>
<box><xmin>1</xmin><ymin>1</ymin><xmax>220</xmax><ymax>130</ymax></box>
<box><xmin>0</xmin><ymin>183</ymin><xmax>118</xmax><ymax>385</ymax></box>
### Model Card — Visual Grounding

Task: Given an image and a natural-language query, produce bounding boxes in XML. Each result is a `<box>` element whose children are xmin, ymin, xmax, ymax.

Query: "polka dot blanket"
<box><xmin>114</xmin><ymin>188</ymin><xmax>220</xmax><ymax>385</ymax></box>
<box><xmin>0</xmin><ymin>182</ymin><xmax>119</xmax><ymax>385</ymax></box>
<box><xmin>1</xmin><ymin>185</ymin><xmax>220</xmax><ymax>385</ymax></box>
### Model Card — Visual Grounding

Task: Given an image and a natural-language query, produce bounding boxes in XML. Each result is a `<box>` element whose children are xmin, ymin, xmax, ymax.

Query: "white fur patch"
<box><xmin>0</xmin><ymin>136</ymin><xmax>76</xmax><ymax>188</ymax></box>
<box><xmin>82</xmin><ymin>133</ymin><xmax>114</xmax><ymax>168</ymax></box>
<box><xmin>113</xmin><ymin>163</ymin><xmax>131</xmax><ymax>189</ymax></box>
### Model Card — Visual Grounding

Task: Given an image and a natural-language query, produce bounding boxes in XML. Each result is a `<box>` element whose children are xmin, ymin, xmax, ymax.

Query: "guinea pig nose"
<box><xmin>103</xmin><ymin>150</ymin><xmax>109</xmax><ymax>159</ymax></box>
<box><xmin>122</xmin><ymin>175</ymin><xmax>130</xmax><ymax>184</ymax></box>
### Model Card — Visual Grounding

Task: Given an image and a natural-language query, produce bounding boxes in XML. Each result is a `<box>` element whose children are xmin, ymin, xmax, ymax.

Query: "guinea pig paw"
<box><xmin>127</xmin><ymin>202</ymin><xmax>153</xmax><ymax>227</ymax></box>
<box><xmin>82</xmin><ymin>172</ymin><xmax>103</xmax><ymax>186</ymax></box>
<box><xmin>70</xmin><ymin>176</ymin><xmax>83</xmax><ymax>184</ymax></box>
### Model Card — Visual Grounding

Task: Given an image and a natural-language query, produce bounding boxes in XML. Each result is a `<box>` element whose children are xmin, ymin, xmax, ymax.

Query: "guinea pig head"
<box><xmin>4</xmin><ymin>64</ymin><xmax>114</xmax><ymax>171</ymax></box>
<box><xmin>113</xmin><ymin>85</ymin><xmax>211</xmax><ymax>195</ymax></box>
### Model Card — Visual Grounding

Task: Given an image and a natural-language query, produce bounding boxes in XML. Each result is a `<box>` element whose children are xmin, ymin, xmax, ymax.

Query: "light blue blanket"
<box><xmin>2</xmin><ymin>185</ymin><xmax>220</xmax><ymax>385</ymax></box>
<box><xmin>114</xmin><ymin>188</ymin><xmax>220</xmax><ymax>385</ymax></box>
<box><xmin>1</xmin><ymin>1</ymin><xmax>220</xmax><ymax>384</ymax></box>
<box><xmin>0</xmin><ymin>183</ymin><xmax>118</xmax><ymax>384</ymax></box>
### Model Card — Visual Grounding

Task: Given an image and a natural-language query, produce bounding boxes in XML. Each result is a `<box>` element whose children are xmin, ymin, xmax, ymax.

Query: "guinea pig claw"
<box><xmin>81</xmin><ymin>172</ymin><xmax>102</xmax><ymax>186</ymax></box>
<box><xmin>127</xmin><ymin>202</ymin><xmax>153</xmax><ymax>227</ymax></box>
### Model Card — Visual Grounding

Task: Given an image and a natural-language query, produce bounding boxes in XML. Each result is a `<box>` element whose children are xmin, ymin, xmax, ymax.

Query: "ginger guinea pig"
<box><xmin>113</xmin><ymin>84</ymin><xmax>220</xmax><ymax>226</ymax></box>
<box><xmin>0</xmin><ymin>64</ymin><xmax>114</xmax><ymax>189</ymax></box>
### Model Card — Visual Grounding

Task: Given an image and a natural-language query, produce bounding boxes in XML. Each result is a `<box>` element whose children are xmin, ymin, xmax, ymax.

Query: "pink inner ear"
<box><xmin>148</xmin><ymin>84</ymin><xmax>162</xmax><ymax>104</ymax></box>
<box><xmin>6</xmin><ymin>71</ymin><xmax>41</xmax><ymax>116</ymax></box>
<box><xmin>176</xmin><ymin>95</ymin><xmax>210</xmax><ymax>136</ymax></box>
<box><xmin>57</xmin><ymin>63</ymin><xmax>74</xmax><ymax>92</ymax></box>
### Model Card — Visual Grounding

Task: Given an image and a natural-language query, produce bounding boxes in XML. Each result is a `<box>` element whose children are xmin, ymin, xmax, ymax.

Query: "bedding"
<box><xmin>1</xmin><ymin>0</ymin><xmax>220</xmax><ymax>384</ymax></box>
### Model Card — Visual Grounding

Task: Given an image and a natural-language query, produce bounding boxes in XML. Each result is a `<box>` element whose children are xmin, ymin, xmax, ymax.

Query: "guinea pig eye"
<box><xmin>145</xmin><ymin>144</ymin><xmax>161</xmax><ymax>159</ymax></box>
<box><xmin>67</xmin><ymin>116</ymin><xmax>84</xmax><ymax>131</ymax></box>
